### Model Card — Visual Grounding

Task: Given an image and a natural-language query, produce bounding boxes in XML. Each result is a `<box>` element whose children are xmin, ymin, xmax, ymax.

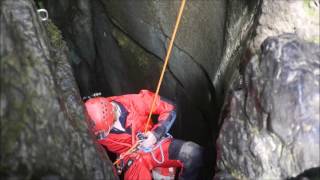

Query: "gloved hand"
<box><xmin>140</xmin><ymin>131</ymin><xmax>157</xmax><ymax>148</ymax></box>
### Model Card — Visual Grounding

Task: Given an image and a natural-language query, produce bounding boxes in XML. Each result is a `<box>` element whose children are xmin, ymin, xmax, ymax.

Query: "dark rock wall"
<box><xmin>215</xmin><ymin>34</ymin><xmax>320</xmax><ymax>179</ymax></box>
<box><xmin>43</xmin><ymin>0</ymin><xmax>132</xmax><ymax>97</ymax></box>
<box><xmin>0</xmin><ymin>0</ymin><xmax>116</xmax><ymax>179</ymax></box>
<box><xmin>213</xmin><ymin>0</ymin><xmax>262</xmax><ymax>107</ymax></box>
<box><xmin>214</xmin><ymin>1</ymin><xmax>320</xmax><ymax>179</ymax></box>
<box><xmin>103</xmin><ymin>0</ymin><xmax>226</xmax><ymax>78</ymax></box>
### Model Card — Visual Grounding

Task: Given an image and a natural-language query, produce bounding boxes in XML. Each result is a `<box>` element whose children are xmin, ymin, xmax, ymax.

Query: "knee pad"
<box><xmin>178</xmin><ymin>142</ymin><xmax>203</xmax><ymax>168</ymax></box>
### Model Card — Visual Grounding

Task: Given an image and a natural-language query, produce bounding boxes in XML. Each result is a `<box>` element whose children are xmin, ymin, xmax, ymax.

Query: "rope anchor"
<box><xmin>37</xmin><ymin>9</ymin><xmax>49</xmax><ymax>21</ymax></box>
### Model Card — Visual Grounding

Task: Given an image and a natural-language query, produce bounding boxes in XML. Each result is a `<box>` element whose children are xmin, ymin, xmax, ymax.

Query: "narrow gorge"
<box><xmin>1</xmin><ymin>0</ymin><xmax>319</xmax><ymax>179</ymax></box>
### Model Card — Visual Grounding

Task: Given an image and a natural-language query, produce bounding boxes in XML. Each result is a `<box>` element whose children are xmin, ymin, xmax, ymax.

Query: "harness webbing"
<box><xmin>144</xmin><ymin>0</ymin><xmax>186</xmax><ymax>133</ymax></box>
<box><xmin>113</xmin><ymin>141</ymin><xmax>140</xmax><ymax>165</ymax></box>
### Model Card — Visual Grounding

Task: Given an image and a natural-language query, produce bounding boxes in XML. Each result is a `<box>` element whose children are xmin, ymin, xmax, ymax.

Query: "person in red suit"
<box><xmin>84</xmin><ymin>89</ymin><xmax>203</xmax><ymax>180</ymax></box>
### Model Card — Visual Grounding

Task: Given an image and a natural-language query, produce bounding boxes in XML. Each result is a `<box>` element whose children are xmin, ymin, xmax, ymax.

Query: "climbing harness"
<box><xmin>151</xmin><ymin>144</ymin><xmax>164</xmax><ymax>164</ymax></box>
<box><xmin>138</xmin><ymin>133</ymin><xmax>172</xmax><ymax>163</ymax></box>
<box><xmin>113</xmin><ymin>132</ymin><xmax>146</xmax><ymax>174</ymax></box>
<box><xmin>114</xmin><ymin>133</ymin><xmax>173</xmax><ymax>174</ymax></box>
<box><xmin>37</xmin><ymin>9</ymin><xmax>49</xmax><ymax>21</ymax></box>
<box><xmin>144</xmin><ymin>0</ymin><xmax>186</xmax><ymax>133</ymax></box>
<box><xmin>148</xmin><ymin>134</ymin><xmax>172</xmax><ymax>164</ymax></box>
<box><xmin>114</xmin><ymin>142</ymin><xmax>140</xmax><ymax>174</ymax></box>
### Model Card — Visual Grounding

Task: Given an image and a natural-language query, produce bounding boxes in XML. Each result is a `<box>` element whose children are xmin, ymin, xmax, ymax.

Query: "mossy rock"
<box><xmin>303</xmin><ymin>0</ymin><xmax>319</xmax><ymax>17</ymax></box>
<box><xmin>44</xmin><ymin>20</ymin><xmax>66</xmax><ymax>50</ymax></box>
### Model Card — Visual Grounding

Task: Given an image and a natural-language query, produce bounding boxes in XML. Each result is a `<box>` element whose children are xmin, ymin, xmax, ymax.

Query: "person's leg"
<box><xmin>124</xmin><ymin>158</ymin><xmax>152</xmax><ymax>180</ymax></box>
<box><xmin>123</xmin><ymin>140</ymin><xmax>180</xmax><ymax>180</ymax></box>
<box><xmin>168</xmin><ymin>139</ymin><xmax>203</xmax><ymax>180</ymax></box>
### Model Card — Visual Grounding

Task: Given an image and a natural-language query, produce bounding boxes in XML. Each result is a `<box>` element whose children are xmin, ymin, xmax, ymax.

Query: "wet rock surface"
<box><xmin>0</xmin><ymin>0</ymin><xmax>116</xmax><ymax>179</ymax></box>
<box><xmin>215</xmin><ymin>34</ymin><xmax>320</xmax><ymax>179</ymax></box>
<box><xmin>213</xmin><ymin>0</ymin><xmax>262</xmax><ymax>106</ymax></box>
<box><xmin>249</xmin><ymin>0</ymin><xmax>320</xmax><ymax>53</ymax></box>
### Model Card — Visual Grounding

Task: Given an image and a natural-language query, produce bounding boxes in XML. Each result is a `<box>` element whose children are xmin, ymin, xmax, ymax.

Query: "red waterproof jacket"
<box><xmin>97</xmin><ymin>90</ymin><xmax>176</xmax><ymax>155</ymax></box>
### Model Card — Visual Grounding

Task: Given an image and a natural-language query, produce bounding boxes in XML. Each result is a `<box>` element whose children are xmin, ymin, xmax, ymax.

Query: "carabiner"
<box><xmin>37</xmin><ymin>9</ymin><xmax>48</xmax><ymax>21</ymax></box>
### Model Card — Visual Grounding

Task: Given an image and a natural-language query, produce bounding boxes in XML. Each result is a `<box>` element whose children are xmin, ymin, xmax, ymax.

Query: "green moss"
<box><xmin>251</xmin><ymin>126</ymin><xmax>260</xmax><ymax>135</ymax></box>
<box><xmin>115</xmin><ymin>30</ymin><xmax>129</xmax><ymax>47</ymax></box>
<box><xmin>112</xmin><ymin>29</ymin><xmax>150</xmax><ymax>70</ymax></box>
<box><xmin>222</xmin><ymin>160</ymin><xmax>246</xmax><ymax>179</ymax></box>
<box><xmin>0</xmin><ymin>164</ymin><xmax>10</xmax><ymax>177</ymax></box>
<box><xmin>36</xmin><ymin>0</ymin><xmax>45</xmax><ymax>8</ymax></box>
<box><xmin>230</xmin><ymin>169</ymin><xmax>246</xmax><ymax>180</ymax></box>
<box><xmin>110</xmin><ymin>27</ymin><xmax>163</xmax><ymax>90</ymax></box>
<box><xmin>310</xmin><ymin>35</ymin><xmax>320</xmax><ymax>44</ymax></box>
<box><xmin>1</xmin><ymin>95</ymin><xmax>32</xmax><ymax>156</ymax></box>
<box><xmin>112</xmin><ymin>28</ymin><xmax>161</xmax><ymax>72</ymax></box>
<box><xmin>45</xmin><ymin>20</ymin><xmax>65</xmax><ymax>49</ymax></box>
<box><xmin>0</xmin><ymin>55</ymin><xmax>40</xmax><ymax>156</ymax></box>
<box><xmin>303</xmin><ymin>0</ymin><xmax>319</xmax><ymax>17</ymax></box>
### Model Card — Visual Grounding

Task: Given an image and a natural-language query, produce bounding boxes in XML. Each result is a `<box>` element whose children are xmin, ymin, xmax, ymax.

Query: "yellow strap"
<box><xmin>144</xmin><ymin>0</ymin><xmax>186</xmax><ymax>133</ymax></box>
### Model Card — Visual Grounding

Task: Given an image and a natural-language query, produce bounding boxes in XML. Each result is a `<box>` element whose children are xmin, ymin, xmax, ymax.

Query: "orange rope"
<box><xmin>113</xmin><ymin>141</ymin><xmax>139</xmax><ymax>165</ymax></box>
<box><xmin>144</xmin><ymin>0</ymin><xmax>186</xmax><ymax>133</ymax></box>
<box><xmin>113</xmin><ymin>0</ymin><xmax>187</xmax><ymax>166</ymax></box>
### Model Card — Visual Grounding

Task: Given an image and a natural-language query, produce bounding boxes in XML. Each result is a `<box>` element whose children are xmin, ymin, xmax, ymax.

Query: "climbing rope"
<box><xmin>114</xmin><ymin>0</ymin><xmax>187</xmax><ymax>168</ymax></box>
<box><xmin>113</xmin><ymin>141</ymin><xmax>140</xmax><ymax>165</ymax></box>
<box><xmin>149</xmin><ymin>134</ymin><xmax>172</xmax><ymax>164</ymax></box>
<box><xmin>144</xmin><ymin>0</ymin><xmax>186</xmax><ymax>133</ymax></box>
